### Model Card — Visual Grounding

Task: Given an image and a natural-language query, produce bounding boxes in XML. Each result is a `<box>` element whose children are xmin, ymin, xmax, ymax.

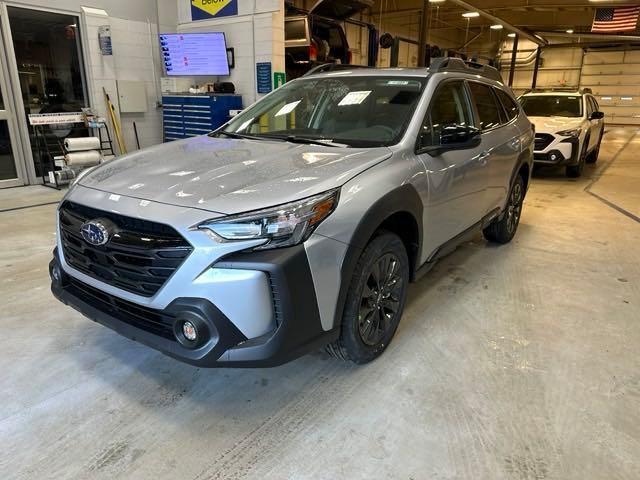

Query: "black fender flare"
<box><xmin>332</xmin><ymin>184</ymin><xmax>423</xmax><ymax>329</ymax></box>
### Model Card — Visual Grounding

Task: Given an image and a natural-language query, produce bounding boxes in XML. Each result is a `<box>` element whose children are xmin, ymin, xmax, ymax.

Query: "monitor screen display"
<box><xmin>160</xmin><ymin>32</ymin><xmax>230</xmax><ymax>76</ymax></box>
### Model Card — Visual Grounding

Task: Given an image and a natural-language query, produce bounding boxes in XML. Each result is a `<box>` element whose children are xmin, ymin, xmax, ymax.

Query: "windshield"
<box><xmin>519</xmin><ymin>95</ymin><xmax>583</xmax><ymax>118</ymax></box>
<box><xmin>218</xmin><ymin>76</ymin><xmax>426</xmax><ymax>147</ymax></box>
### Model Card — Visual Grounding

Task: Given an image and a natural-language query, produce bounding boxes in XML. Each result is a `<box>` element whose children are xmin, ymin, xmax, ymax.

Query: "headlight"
<box><xmin>557</xmin><ymin>128</ymin><xmax>581</xmax><ymax>138</ymax></box>
<box><xmin>197</xmin><ymin>189</ymin><xmax>340</xmax><ymax>250</ymax></box>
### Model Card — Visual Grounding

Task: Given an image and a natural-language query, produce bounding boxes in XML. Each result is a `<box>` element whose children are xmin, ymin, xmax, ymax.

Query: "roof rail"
<box><xmin>303</xmin><ymin>63</ymin><xmax>370</xmax><ymax>77</ymax></box>
<box><xmin>429</xmin><ymin>57</ymin><xmax>503</xmax><ymax>83</ymax></box>
<box><xmin>522</xmin><ymin>87</ymin><xmax>589</xmax><ymax>95</ymax></box>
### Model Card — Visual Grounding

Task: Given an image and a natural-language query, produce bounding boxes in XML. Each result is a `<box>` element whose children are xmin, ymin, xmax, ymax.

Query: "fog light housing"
<box><xmin>182</xmin><ymin>321</ymin><xmax>197</xmax><ymax>342</ymax></box>
<box><xmin>550</xmin><ymin>153</ymin><xmax>558</xmax><ymax>161</ymax></box>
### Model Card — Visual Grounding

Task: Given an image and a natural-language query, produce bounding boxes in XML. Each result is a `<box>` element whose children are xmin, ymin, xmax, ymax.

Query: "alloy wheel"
<box><xmin>358</xmin><ymin>253</ymin><xmax>404</xmax><ymax>346</ymax></box>
<box><xmin>506</xmin><ymin>181</ymin><xmax>523</xmax><ymax>234</ymax></box>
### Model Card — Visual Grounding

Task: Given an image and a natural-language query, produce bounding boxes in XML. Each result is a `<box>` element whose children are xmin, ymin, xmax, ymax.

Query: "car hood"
<box><xmin>80</xmin><ymin>136</ymin><xmax>393</xmax><ymax>214</ymax></box>
<box><xmin>528</xmin><ymin>116</ymin><xmax>583</xmax><ymax>134</ymax></box>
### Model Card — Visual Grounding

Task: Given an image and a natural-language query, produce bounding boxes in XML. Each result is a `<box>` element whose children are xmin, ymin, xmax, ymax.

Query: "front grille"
<box><xmin>59</xmin><ymin>201</ymin><xmax>192</xmax><ymax>297</ymax></box>
<box><xmin>67</xmin><ymin>277</ymin><xmax>176</xmax><ymax>340</ymax></box>
<box><xmin>534</xmin><ymin>133</ymin><xmax>554</xmax><ymax>151</ymax></box>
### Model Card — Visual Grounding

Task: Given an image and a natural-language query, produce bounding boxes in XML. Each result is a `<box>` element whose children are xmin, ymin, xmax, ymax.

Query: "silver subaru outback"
<box><xmin>50</xmin><ymin>58</ymin><xmax>533</xmax><ymax>367</ymax></box>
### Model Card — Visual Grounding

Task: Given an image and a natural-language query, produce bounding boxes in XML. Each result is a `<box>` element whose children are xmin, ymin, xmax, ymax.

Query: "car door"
<box><xmin>415</xmin><ymin>80</ymin><xmax>489</xmax><ymax>257</ymax></box>
<box><xmin>487</xmin><ymin>86</ymin><xmax>525</xmax><ymax>212</ymax></box>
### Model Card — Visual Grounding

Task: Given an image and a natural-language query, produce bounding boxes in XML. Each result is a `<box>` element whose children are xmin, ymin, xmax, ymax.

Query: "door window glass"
<box><xmin>418</xmin><ymin>81</ymin><xmax>472</xmax><ymax>148</ymax></box>
<box><xmin>8</xmin><ymin>7</ymin><xmax>88</xmax><ymax>176</ymax></box>
<box><xmin>0</xmin><ymin>121</ymin><xmax>18</xmax><ymax>181</ymax></box>
<box><xmin>468</xmin><ymin>82</ymin><xmax>502</xmax><ymax>130</ymax></box>
<box><xmin>495</xmin><ymin>88</ymin><xmax>519</xmax><ymax>121</ymax></box>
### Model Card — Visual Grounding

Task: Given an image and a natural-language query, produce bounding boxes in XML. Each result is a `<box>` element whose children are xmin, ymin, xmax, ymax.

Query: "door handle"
<box><xmin>509</xmin><ymin>138</ymin><xmax>521</xmax><ymax>150</ymax></box>
<box><xmin>477</xmin><ymin>151</ymin><xmax>490</xmax><ymax>165</ymax></box>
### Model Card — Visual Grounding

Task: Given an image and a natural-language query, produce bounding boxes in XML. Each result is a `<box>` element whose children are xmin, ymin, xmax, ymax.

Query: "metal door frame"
<box><xmin>0</xmin><ymin>3</ymin><xmax>27</xmax><ymax>188</ymax></box>
<box><xmin>0</xmin><ymin>1</ymin><xmax>92</xmax><ymax>186</ymax></box>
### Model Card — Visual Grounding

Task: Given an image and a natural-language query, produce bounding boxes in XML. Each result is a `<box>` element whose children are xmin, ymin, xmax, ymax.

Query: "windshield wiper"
<box><xmin>212</xmin><ymin>131</ymin><xmax>271</xmax><ymax>141</ymax></box>
<box><xmin>261</xmin><ymin>134</ymin><xmax>348</xmax><ymax>148</ymax></box>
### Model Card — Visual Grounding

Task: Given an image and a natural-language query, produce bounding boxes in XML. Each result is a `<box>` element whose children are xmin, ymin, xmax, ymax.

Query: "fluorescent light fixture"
<box><xmin>490</xmin><ymin>24</ymin><xmax>504</xmax><ymax>30</ymax></box>
<box><xmin>601</xmin><ymin>96</ymin><xmax>612</xmax><ymax>100</ymax></box>
<box><xmin>462</xmin><ymin>11</ymin><xmax>480</xmax><ymax>18</ymax></box>
<box><xmin>508</xmin><ymin>32</ymin><xmax>516</xmax><ymax>38</ymax></box>
<box><xmin>429</xmin><ymin>0</ymin><xmax>445</xmax><ymax>3</ymax></box>
<box><xmin>566</xmin><ymin>29</ymin><xmax>574</xmax><ymax>34</ymax></box>
<box><xmin>621</xmin><ymin>96</ymin><xmax>633</xmax><ymax>100</ymax></box>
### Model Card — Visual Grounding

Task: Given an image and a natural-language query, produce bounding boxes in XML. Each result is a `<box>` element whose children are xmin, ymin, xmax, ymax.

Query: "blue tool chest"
<box><xmin>162</xmin><ymin>94</ymin><xmax>243</xmax><ymax>142</ymax></box>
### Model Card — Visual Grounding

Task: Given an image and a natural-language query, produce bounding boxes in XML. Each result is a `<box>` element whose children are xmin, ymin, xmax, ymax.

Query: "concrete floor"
<box><xmin>1</xmin><ymin>128</ymin><xmax>639</xmax><ymax>480</ymax></box>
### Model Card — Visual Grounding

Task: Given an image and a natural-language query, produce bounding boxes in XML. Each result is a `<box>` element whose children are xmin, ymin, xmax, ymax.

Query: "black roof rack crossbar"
<box><xmin>429</xmin><ymin>57</ymin><xmax>503</xmax><ymax>83</ymax></box>
<box><xmin>303</xmin><ymin>63</ymin><xmax>370</xmax><ymax>77</ymax></box>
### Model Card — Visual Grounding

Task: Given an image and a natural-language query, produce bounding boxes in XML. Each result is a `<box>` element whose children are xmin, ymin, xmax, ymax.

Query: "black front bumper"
<box><xmin>50</xmin><ymin>246</ymin><xmax>337</xmax><ymax>368</ymax></box>
<box><xmin>533</xmin><ymin>137</ymin><xmax>580</xmax><ymax>166</ymax></box>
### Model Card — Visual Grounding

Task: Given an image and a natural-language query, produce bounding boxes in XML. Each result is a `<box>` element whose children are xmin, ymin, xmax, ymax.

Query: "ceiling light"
<box><xmin>429</xmin><ymin>0</ymin><xmax>445</xmax><ymax>3</ymax></box>
<box><xmin>566</xmin><ymin>29</ymin><xmax>574</xmax><ymax>34</ymax></box>
<box><xmin>507</xmin><ymin>33</ymin><xmax>516</xmax><ymax>38</ymax></box>
<box><xmin>490</xmin><ymin>24</ymin><xmax>503</xmax><ymax>30</ymax></box>
<box><xmin>462</xmin><ymin>12</ymin><xmax>480</xmax><ymax>18</ymax></box>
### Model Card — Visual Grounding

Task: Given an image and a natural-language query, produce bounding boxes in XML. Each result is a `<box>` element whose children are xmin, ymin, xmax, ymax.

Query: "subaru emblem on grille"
<box><xmin>80</xmin><ymin>219</ymin><xmax>110</xmax><ymax>246</ymax></box>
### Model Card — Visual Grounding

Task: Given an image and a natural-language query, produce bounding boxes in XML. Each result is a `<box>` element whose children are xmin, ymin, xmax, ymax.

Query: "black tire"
<box><xmin>586</xmin><ymin>132</ymin><xmax>602</xmax><ymax>164</ymax></box>
<box><xmin>483</xmin><ymin>175</ymin><xmax>525</xmax><ymax>244</ymax></box>
<box><xmin>326</xmin><ymin>232</ymin><xmax>409</xmax><ymax>364</ymax></box>
<box><xmin>566</xmin><ymin>138</ymin><xmax>588</xmax><ymax>178</ymax></box>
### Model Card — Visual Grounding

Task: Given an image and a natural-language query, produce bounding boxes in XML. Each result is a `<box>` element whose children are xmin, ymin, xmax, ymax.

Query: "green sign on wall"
<box><xmin>273</xmin><ymin>72</ymin><xmax>286</xmax><ymax>89</ymax></box>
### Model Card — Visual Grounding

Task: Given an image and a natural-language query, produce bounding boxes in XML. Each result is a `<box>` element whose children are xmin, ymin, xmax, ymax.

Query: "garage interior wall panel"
<box><xmin>177</xmin><ymin>0</ymin><xmax>284</xmax><ymax>104</ymax></box>
<box><xmin>500</xmin><ymin>39</ymin><xmax>640</xmax><ymax>125</ymax></box>
<box><xmin>82</xmin><ymin>8</ymin><xmax>164</xmax><ymax>153</ymax></box>
<box><xmin>581</xmin><ymin>50</ymin><xmax>640</xmax><ymax>125</ymax></box>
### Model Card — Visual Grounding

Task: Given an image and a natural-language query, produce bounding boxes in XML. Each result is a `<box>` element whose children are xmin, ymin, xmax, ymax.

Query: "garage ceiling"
<box><xmin>371</xmin><ymin>0</ymin><xmax>640</xmax><ymax>43</ymax></box>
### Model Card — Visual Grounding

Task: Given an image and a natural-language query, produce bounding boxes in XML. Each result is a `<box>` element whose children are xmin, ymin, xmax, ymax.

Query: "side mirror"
<box><xmin>418</xmin><ymin>124</ymin><xmax>481</xmax><ymax>156</ymax></box>
<box><xmin>590</xmin><ymin>111</ymin><xmax>604</xmax><ymax>120</ymax></box>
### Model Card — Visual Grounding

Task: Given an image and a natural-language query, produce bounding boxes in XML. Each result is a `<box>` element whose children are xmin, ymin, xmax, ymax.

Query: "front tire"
<box><xmin>566</xmin><ymin>138</ymin><xmax>588</xmax><ymax>178</ymax></box>
<box><xmin>326</xmin><ymin>232</ymin><xmax>409</xmax><ymax>364</ymax></box>
<box><xmin>483</xmin><ymin>175</ymin><xmax>525</xmax><ymax>244</ymax></box>
<box><xmin>586</xmin><ymin>132</ymin><xmax>602</xmax><ymax>164</ymax></box>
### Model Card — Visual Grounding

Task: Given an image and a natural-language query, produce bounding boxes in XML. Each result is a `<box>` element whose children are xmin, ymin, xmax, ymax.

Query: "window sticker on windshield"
<box><xmin>275</xmin><ymin>100</ymin><xmax>301</xmax><ymax>117</ymax></box>
<box><xmin>339</xmin><ymin>91</ymin><xmax>371</xmax><ymax>106</ymax></box>
<box><xmin>386</xmin><ymin>80</ymin><xmax>409</xmax><ymax>85</ymax></box>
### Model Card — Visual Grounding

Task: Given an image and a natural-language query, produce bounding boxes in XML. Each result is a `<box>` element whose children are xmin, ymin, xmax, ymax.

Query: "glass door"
<box><xmin>0</xmin><ymin>14</ymin><xmax>24</xmax><ymax>188</ymax></box>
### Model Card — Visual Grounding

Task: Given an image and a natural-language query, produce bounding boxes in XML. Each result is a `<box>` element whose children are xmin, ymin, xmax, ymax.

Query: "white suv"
<box><xmin>519</xmin><ymin>90</ymin><xmax>605</xmax><ymax>177</ymax></box>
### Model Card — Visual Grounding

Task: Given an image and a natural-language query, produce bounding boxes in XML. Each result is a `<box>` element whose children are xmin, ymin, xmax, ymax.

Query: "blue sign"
<box><xmin>191</xmin><ymin>0</ymin><xmax>238</xmax><ymax>21</ymax></box>
<box><xmin>256</xmin><ymin>62</ymin><xmax>272</xmax><ymax>94</ymax></box>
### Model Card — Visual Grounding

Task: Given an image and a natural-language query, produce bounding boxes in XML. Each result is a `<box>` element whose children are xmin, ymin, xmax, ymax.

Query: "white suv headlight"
<box><xmin>557</xmin><ymin>128</ymin><xmax>581</xmax><ymax>138</ymax></box>
<box><xmin>197</xmin><ymin>189</ymin><xmax>340</xmax><ymax>250</ymax></box>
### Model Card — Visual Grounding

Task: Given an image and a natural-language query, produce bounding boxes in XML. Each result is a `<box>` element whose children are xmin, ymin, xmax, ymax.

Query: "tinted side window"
<box><xmin>469</xmin><ymin>82</ymin><xmax>502</xmax><ymax>130</ymax></box>
<box><xmin>418</xmin><ymin>81</ymin><xmax>472</xmax><ymax>148</ymax></box>
<box><xmin>495</xmin><ymin>88</ymin><xmax>519</xmax><ymax>121</ymax></box>
<box><xmin>585</xmin><ymin>96</ymin><xmax>594</xmax><ymax>115</ymax></box>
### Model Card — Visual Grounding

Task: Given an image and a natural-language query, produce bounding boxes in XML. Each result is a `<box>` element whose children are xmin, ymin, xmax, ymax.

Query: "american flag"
<box><xmin>592</xmin><ymin>6</ymin><xmax>640</xmax><ymax>33</ymax></box>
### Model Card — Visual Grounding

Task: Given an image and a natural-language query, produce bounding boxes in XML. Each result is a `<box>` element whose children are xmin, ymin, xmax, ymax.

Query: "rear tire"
<box><xmin>326</xmin><ymin>232</ymin><xmax>409</xmax><ymax>364</ymax></box>
<box><xmin>483</xmin><ymin>175</ymin><xmax>525</xmax><ymax>244</ymax></box>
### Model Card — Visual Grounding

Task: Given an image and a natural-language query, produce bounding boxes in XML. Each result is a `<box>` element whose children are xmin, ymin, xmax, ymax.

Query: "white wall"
<box><xmin>176</xmin><ymin>0</ymin><xmax>284</xmax><ymax>105</ymax></box>
<box><xmin>81</xmin><ymin>7</ymin><xmax>165</xmax><ymax>153</ymax></box>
